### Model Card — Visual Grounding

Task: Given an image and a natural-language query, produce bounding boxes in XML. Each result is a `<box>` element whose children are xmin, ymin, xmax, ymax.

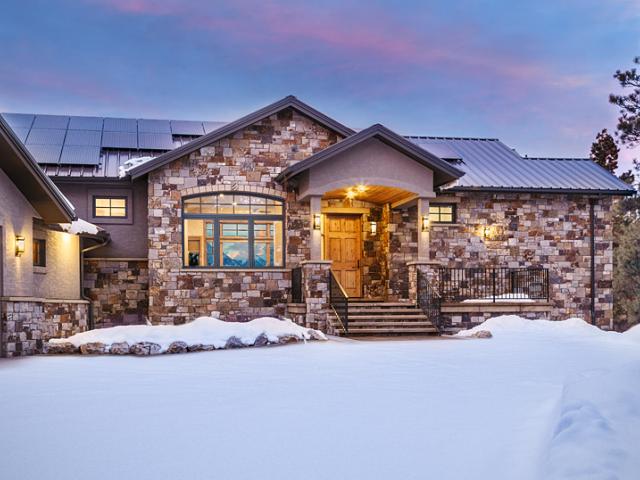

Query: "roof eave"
<box><xmin>446</xmin><ymin>186</ymin><xmax>636</xmax><ymax>196</ymax></box>
<box><xmin>129</xmin><ymin>95</ymin><xmax>355</xmax><ymax>179</ymax></box>
<box><xmin>0</xmin><ymin>117</ymin><xmax>76</xmax><ymax>223</ymax></box>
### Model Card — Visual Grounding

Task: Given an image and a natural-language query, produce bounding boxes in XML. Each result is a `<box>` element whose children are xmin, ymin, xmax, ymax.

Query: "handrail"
<box><xmin>417</xmin><ymin>270</ymin><xmax>442</xmax><ymax>333</ymax></box>
<box><xmin>328</xmin><ymin>270</ymin><xmax>349</xmax><ymax>333</ymax></box>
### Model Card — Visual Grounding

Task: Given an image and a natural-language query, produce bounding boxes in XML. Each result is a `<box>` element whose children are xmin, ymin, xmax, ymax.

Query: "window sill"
<box><xmin>430</xmin><ymin>223</ymin><xmax>463</xmax><ymax>228</ymax></box>
<box><xmin>33</xmin><ymin>266</ymin><xmax>47</xmax><ymax>275</ymax></box>
<box><xmin>179</xmin><ymin>268</ymin><xmax>289</xmax><ymax>273</ymax></box>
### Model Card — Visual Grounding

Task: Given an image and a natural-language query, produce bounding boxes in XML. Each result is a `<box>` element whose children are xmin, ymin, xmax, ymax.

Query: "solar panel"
<box><xmin>64</xmin><ymin>129</ymin><xmax>102</xmax><ymax>146</ymax></box>
<box><xmin>203</xmin><ymin>121</ymin><xmax>226</xmax><ymax>133</ymax></box>
<box><xmin>138</xmin><ymin>132</ymin><xmax>174</xmax><ymax>150</ymax></box>
<box><xmin>138</xmin><ymin>119</ymin><xmax>171</xmax><ymax>133</ymax></box>
<box><xmin>68</xmin><ymin>116</ymin><xmax>103</xmax><ymax>130</ymax></box>
<box><xmin>103</xmin><ymin>117</ymin><xmax>137</xmax><ymax>132</ymax></box>
<box><xmin>32</xmin><ymin>114</ymin><xmax>69</xmax><ymax>129</ymax></box>
<box><xmin>2</xmin><ymin>113</ymin><xmax>35</xmax><ymax>129</ymax></box>
<box><xmin>171</xmin><ymin>120</ymin><xmax>204</xmax><ymax>135</ymax></box>
<box><xmin>59</xmin><ymin>145</ymin><xmax>101</xmax><ymax>165</ymax></box>
<box><xmin>9</xmin><ymin>127</ymin><xmax>30</xmax><ymax>143</ymax></box>
<box><xmin>26</xmin><ymin>144</ymin><xmax>63</xmax><ymax>164</ymax></box>
<box><xmin>101</xmin><ymin>131</ymin><xmax>138</xmax><ymax>149</ymax></box>
<box><xmin>26</xmin><ymin>128</ymin><xmax>67</xmax><ymax>145</ymax></box>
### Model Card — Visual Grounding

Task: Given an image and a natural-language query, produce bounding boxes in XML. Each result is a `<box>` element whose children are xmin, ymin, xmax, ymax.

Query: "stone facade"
<box><xmin>428</xmin><ymin>192</ymin><xmax>614</xmax><ymax>328</ymax></box>
<box><xmin>0</xmin><ymin>299</ymin><xmax>88</xmax><ymax>357</ymax></box>
<box><xmin>84</xmin><ymin>259</ymin><xmax>149</xmax><ymax>328</ymax></box>
<box><xmin>147</xmin><ymin>108</ymin><xmax>342</xmax><ymax>325</ymax></box>
<box><xmin>388</xmin><ymin>205</ymin><xmax>419</xmax><ymax>300</ymax></box>
<box><xmin>301</xmin><ymin>261</ymin><xmax>332</xmax><ymax>333</ymax></box>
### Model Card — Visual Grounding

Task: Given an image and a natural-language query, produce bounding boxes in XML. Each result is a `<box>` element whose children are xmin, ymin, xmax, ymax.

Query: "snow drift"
<box><xmin>49</xmin><ymin>316</ymin><xmax>326</xmax><ymax>353</ymax></box>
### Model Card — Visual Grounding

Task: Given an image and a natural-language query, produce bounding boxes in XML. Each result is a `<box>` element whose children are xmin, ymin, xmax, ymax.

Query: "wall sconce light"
<box><xmin>313</xmin><ymin>213</ymin><xmax>321</xmax><ymax>230</ymax></box>
<box><xmin>15</xmin><ymin>235</ymin><xmax>25</xmax><ymax>256</ymax></box>
<box><xmin>421</xmin><ymin>215</ymin><xmax>430</xmax><ymax>232</ymax></box>
<box><xmin>370</xmin><ymin>221</ymin><xmax>377</xmax><ymax>236</ymax></box>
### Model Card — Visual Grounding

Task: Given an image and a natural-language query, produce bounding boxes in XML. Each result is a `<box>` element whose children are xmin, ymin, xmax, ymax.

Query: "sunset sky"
<box><xmin>1</xmin><ymin>0</ymin><xmax>638</xmax><ymax>169</ymax></box>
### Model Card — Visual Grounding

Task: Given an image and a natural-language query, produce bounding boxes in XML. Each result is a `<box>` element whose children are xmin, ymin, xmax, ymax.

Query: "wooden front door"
<box><xmin>324</xmin><ymin>215</ymin><xmax>361</xmax><ymax>297</ymax></box>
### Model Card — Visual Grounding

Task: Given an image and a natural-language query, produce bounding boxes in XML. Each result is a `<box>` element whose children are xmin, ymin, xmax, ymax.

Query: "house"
<box><xmin>0</xmin><ymin>96</ymin><xmax>634</xmax><ymax>355</ymax></box>
<box><xmin>0</xmin><ymin>116</ymin><xmax>108</xmax><ymax>356</ymax></box>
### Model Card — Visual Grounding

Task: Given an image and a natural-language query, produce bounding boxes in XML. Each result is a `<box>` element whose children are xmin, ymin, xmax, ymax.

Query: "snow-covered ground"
<box><xmin>1</xmin><ymin>316</ymin><xmax>639</xmax><ymax>480</ymax></box>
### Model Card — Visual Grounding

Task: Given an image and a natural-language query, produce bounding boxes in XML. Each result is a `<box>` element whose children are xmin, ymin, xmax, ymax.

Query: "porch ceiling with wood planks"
<box><xmin>322</xmin><ymin>185</ymin><xmax>415</xmax><ymax>205</ymax></box>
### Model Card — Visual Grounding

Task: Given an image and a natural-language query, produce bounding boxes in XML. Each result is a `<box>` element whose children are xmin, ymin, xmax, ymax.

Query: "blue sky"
<box><xmin>1</xmin><ymin>0</ymin><xmax>638</xmax><ymax>168</ymax></box>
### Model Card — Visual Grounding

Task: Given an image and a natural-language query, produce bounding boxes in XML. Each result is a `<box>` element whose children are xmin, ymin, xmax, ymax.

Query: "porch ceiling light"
<box><xmin>422</xmin><ymin>215</ymin><xmax>429</xmax><ymax>232</ymax></box>
<box><xmin>345</xmin><ymin>189</ymin><xmax>356</xmax><ymax>200</ymax></box>
<box><xmin>15</xmin><ymin>235</ymin><xmax>25</xmax><ymax>256</ymax></box>
<box><xmin>313</xmin><ymin>213</ymin><xmax>322</xmax><ymax>230</ymax></box>
<box><xmin>356</xmin><ymin>184</ymin><xmax>367</xmax><ymax>193</ymax></box>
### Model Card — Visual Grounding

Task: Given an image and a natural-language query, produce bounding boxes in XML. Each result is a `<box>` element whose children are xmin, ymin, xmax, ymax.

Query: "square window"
<box><xmin>93</xmin><ymin>196</ymin><xmax>128</xmax><ymax>218</ymax></box>
<box><xmin>428</xmin><ymin>204</ymin><xmax>456</xmax><ymax>224</ymax></box>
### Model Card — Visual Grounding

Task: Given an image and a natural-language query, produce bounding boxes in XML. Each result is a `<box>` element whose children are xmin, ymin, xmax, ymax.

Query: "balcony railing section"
<box><xmin>438</xmin><ymin>267</ymin><xmax>549</xmax><ymax>303</ymax></box>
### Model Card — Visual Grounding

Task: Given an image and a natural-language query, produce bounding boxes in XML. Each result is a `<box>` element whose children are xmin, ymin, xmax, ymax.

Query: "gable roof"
<box><xmin>0</xmin><ymin>115</ymin><xmax>76</xmax><ymax>223</ymax></box>
<box><xmin>127</xmin><ymin>95</ymin><xmax>355</xmax><ymax>179</ymax></box>
<box><xmin>407</xmin><ymin>137</ymin><xmax>635</xmax><ymax>195</ymax></box>
<box><xmin>277</xmin><ymin>124</ymin><xmax>465</xmax><ymax>187</ymax></box>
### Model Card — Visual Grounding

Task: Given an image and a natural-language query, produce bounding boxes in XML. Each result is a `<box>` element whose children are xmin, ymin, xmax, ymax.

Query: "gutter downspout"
<box><xmin>589</xmin><ymin>198</ymin><xmax>596</xmax><ymax>326</ymax></box>
<box><xmin>80</xmin><ymin>236</ymin><xmax>111</xmax><ymax>330</ymax></box>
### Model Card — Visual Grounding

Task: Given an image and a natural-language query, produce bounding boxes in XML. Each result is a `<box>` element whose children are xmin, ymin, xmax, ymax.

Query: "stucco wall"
<box><xmin>55</xmin><ymin>179</ymin><xmax>148</xmax><ymax>259</ymax></box>
<box><xmin>297</xmin><ymin>137</ymin><xmax>435</xmax><ymax>199</ymax></box>
<box><xmin>33</xmin><ymin>227</ymin><xmax>81</xmax><ymax>300</ymax></box>
<box><xmin>0</xmin><ymin>167</ymin><xmax>38</xmax><ymax>296</ymax></box>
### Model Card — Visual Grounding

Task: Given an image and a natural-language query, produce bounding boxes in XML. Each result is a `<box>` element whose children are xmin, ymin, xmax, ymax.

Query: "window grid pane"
<box><xmin>94</xmin><ymin>196</ymin><xmax>128</xmax><ymax>218</ymax></box>
<box><xmin>428</xmin><ymin>204</ymin><xmax>455</xmax><ymax>224</ymax></box>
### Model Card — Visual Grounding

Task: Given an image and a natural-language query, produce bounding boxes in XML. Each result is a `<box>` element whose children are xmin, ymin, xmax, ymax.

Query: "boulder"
<box><xmin>187</xmin><ymin>344</ymin><xmax>215</xmax><ymax>352</ymax></box>
<box><xmin>307</xmin><ymin>329</ymin><xmax>327</xmax><ymax>341</ymax></box>
<box><xmin>167</xmin><ymin>341</ymin><xmax>188</xmax><ymax>354</ymax></box>
<box><xmin>277</xmin><ymin>334</ymin><xmax>300</xmax><ymax>345</ymax></box>
<box><xmin>225</xmin><ymin>336</ymin><xmax>245</xmax><ymax>349</ymax></box>
<box><xmin>130</xmin><ymin>342</ymin><xmax>162</xmax><ymax>356</ymax></box>
<box><xmin>80</xmin><ymin>342</ymin><xmax>107</xmax><ymax>355</ymax></box>
<box><xmin>46</xmin><ymin>342</ymin><xmax>78</xmax><ymax>355</ymax></box>
<box><xmin>109</xmin><ymin>342</ymin><xmax>130</xmax><ymax>355</ymax></box>
<box><xmin>253</xmin><ymin>333</ymin><xmax>270</xmax><ymax>347</ymax></box>
<box><xmin>470</xmin><ymin>330</ymin><xmax>493</xmax><ymax>339</ymax></box>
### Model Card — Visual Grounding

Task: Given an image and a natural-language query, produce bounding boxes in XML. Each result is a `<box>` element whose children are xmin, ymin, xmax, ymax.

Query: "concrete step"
<box><xmin>343</xmin><ymin>327</ymin><xmax>438</xmax><ymax>335</ymax></box>
<box><xmin>348</xmin><ymin>308</ymin><xmax>425</xmax><ymax>315</ymax></box>
<box><xmin>348</xmin><ymin>302</ymin><xmax>416</xmax><ymax>308</ymax></box>
<box><xmin>348</xmin><ymin>321</ymin><xmax>435</xmax><ymax>328</ymax></box>
<box><xmin>347</xmin><ymin>314</ymin><xmax>429</xmax><ymax>321</ymax></box>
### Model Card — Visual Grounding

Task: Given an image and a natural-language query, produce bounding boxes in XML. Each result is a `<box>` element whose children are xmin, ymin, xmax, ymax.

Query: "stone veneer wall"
<box><xmin>148</xmin><ymin>108</ymin><xmax>342</xmax><ymax>325</ymax></box>
<box><xmin>0</xmin><ymin>299</ymin><xmax>88</xmax><ymax>357</ymax></box>
<box><xmin>84</xmin><ymin>259</ymin><xmax>149</xmax><ymax>328</ymax></box>
<box><xmin>387</xmin><ymin>205</ymin><xmax>418</xmax><ymax>300</ymax></box>
<box><xmin>429</xmin><ymin>192</ymin><xmax>614</xmax><ymax>328</ymax></box>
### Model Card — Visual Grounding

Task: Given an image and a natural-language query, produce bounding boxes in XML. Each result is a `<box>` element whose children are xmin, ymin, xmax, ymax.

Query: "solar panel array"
<box><xmin>1</xmin><ymin>113</ymin><xmax>226</xmax><ymax>166</ymax></box>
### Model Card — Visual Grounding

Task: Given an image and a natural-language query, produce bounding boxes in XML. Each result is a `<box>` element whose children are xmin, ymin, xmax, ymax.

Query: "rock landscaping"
<box><xmin>46</xmin><ymin>316</ymin><xmax>327</xmax><ymax>356</ymax></box>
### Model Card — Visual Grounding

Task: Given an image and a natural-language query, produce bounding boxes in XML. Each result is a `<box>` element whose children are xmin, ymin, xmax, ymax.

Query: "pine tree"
<box><xmin>610</xmin><ymin>56</ymin><xmax>640</xmax><ymax>146</ymax></box>
<box><xmin>590</xmin><ymin>129</ymin><xmax>619</xmax><ymax>173</ymax></box>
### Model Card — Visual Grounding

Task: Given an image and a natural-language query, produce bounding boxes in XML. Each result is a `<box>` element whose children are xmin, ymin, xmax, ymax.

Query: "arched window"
<box><xmin>182</xmin><ymin>193</ymin><xmax>284</xmax><ymax>268</ymax></box>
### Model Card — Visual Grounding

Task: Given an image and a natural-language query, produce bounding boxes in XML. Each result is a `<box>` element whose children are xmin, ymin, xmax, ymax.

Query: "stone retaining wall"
<box><xmin>0</xmin><ymin>299</ymin><xmax>88</xmax><ymax>357</ymax></box>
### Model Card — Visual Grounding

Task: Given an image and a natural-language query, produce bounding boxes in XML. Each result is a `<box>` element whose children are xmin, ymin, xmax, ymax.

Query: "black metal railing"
<box><xmin>438</xmin><ymin>267</ymin><xmax>549</xmax><ymax>303</ymax></box>
<box><xmin>417</xmin><ymin>270</ymin><xmax>442</xmax><ymax>332</ymax></box>
<box><xmin>329</xmin><ymin>270</ymin><xmax>349</xmax><ymax>332</ymax></box>
<box><xmin>291</xmin><ymin>267</ymin><xmax>303</xmax><ymax>303</ymax></box>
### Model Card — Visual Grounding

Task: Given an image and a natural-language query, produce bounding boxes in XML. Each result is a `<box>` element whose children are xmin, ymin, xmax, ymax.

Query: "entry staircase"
<box><xmin>333</xmin><ymin>299</ymin><xmax>438</xmax><ymax>336</ymax></box>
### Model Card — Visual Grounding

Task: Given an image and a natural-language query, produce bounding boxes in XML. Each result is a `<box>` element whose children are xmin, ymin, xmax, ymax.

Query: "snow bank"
<box><xmin>118</xmin><ymin>156</ymin><xmax>156</xmax><ymax>178</ymax></box>
<box><xmin>455</xmin><ymin>315</ymin><xmax>611</xmax><ymax>339</ymax></box>
<box><xmin>58</xmin><ymin>218</ymin><xmax>100</xmax><ymax>235</ymax></box>
<box><xmin>50</xmin><ymin>316</ymin><xmax>326</xmax><ymax>353</ymax></box>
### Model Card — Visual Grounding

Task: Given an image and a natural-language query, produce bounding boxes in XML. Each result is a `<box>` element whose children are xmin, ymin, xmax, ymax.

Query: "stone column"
<box><xmin>417</xmin><ymin>197</ymin><xmax>430</xmax><ymax>261</ymax></box>
<box><xmin>301</xmin><ymin>260</ymin><xmax>332</xmax><ymax>332</ymax></box>
<box><xmin>407</xmin><ymin>260</ymin><xmax>440</xmax><ymax>304</ymax></box>
<box><xmin>309</xmin><ymin>196</ymin><xmax>322</xmax><ymax>261</ymax></box>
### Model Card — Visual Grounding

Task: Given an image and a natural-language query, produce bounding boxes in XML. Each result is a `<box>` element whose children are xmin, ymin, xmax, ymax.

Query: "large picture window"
<box><xmin>182</xmin><ymin>193</ymin><xmax>284</xmax><ymax>268</ymax></box>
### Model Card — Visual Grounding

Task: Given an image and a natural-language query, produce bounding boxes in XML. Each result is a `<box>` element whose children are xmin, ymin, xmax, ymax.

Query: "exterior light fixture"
<box><xmin>345</xmin><ymin>189</ymin><xmax>356</xmax><ymax>200</ymax></box>
<box><xmin>15</xmin><ymin>235</ymin><xmax>25</xmax><ymax>256</ymax></box>
<box><xmin>483</xmin><ymin>226</ymin><xmax>491</xmax><ymax>239</ymax></box>
<box><xmin>422</xmin><ymin>215</ymin><xmax>429</xmax><ymax>232</ymax></box>
<box><xmin>370</xmin><ymin>221</ymin><xmax>377</xmax><ymax>236</ymax></box>
<box><xmin>313</xmin><ymin>213</ymin><xmax>321</xmax><ymax>230</ymax></box>
<box><xmin>356</xmin><ymin>184</ymin><xmax>367</xmax><ymax>194</ymax></box>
